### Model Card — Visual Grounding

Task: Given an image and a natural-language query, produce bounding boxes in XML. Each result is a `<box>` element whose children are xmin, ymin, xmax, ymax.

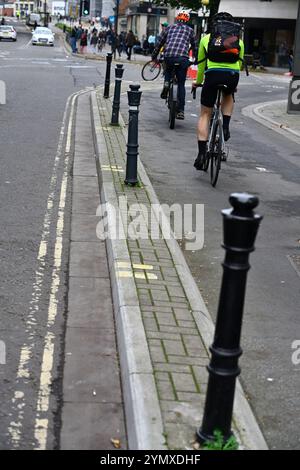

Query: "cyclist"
<box><xmin>193</xmin><ymin>12</ymin><xmax>244</xmax><ymax>170</ymax></box>
<box><xmin>152</xmin><ymin>11</ymin><xmax>196</xmax><ymax>120</ymax></box>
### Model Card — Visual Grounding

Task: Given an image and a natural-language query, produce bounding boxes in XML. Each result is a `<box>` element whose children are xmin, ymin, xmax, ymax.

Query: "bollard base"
<box><xmin>196</xmin><ymin>427</ymin><xmax>235</xmax><ymax>447</ymax></box>
<box><xmin>124</xmin><ymin>179</ymin><xmax>138</xmax><ymax>186</ymax></box>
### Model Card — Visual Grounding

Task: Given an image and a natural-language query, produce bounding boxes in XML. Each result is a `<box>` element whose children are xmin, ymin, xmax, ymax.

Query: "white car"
<box><xmin>0</xmin><ymin>25</ymin><xmax>17</xmax><ymax>42</ymax></box>
<box><xmin>32</xmin><ymin>27</ymin><xmax>54</xmax><ymax>46</ymax></box>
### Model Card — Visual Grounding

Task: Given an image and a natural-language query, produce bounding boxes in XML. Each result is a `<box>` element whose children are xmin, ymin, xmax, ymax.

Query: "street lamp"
<box><xmin>43</xmin><ymin>1</ymin><xmax>47</xmax><ymax>27</ymax></box>
<box><xmin>198</xmin><ymin>0</ymin><xmax>210</xmax><ymax>37</ymax></box>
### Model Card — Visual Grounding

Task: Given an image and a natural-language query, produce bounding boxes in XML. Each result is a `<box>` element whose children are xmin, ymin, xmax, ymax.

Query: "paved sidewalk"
<box><xmin>60</xmin><ymin>91</ymin><xmax>127</xmax><ymax>450</ymax></box>
<box><xmin>256</xmin><ymin>100</ymin><xmax>300</xmax><ymax>135</ymax></box>
<box><xmin>242</xmin><ymin>99</ymin><xmax>300</xmax><ymax>144</ymax></box>
<box><xmin>89</xmin><ymin>87</ymin><xmax>268</xmax><ymax>450</ymax></box>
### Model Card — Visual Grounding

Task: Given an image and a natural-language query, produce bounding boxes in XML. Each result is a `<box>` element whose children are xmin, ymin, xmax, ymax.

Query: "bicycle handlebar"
<box><xmin>191</xmin><ymin>83</ymin><xmax>203</xmax><ymax>99</ymax></box>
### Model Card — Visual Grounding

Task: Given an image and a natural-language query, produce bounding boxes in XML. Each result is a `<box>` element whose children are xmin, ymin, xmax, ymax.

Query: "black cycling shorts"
<box><xmin>201</xmin><ymin>70</ymin><xmax>240</xmax><ymax>108</ymax></box>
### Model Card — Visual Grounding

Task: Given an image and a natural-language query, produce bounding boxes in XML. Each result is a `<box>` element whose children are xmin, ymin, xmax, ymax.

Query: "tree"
<box><xmin>153</xmin><ymin>0</ymin><xmax>221</xmax><ymax>17</ymax></box>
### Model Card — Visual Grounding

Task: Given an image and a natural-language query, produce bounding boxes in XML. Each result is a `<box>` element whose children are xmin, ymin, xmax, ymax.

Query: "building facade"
<box><xmin>125</xmin><ymin>1</ymin><xmax>169</xmax><ymax>39</ymax></box>
<box><xmin>218</xmin><ymin>0</ymin><xmax>298</xmax><ymax>66</ymax></box>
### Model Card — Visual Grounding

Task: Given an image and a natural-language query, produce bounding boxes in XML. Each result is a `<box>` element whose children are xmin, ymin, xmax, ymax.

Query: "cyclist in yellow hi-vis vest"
<box><xmin>193</xmin><ymin>12</ymin><xmax>244</xmax><ymax>170</ymax></box>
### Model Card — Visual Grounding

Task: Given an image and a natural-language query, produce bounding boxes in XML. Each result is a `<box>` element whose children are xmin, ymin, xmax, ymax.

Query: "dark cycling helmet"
<box><xmin>212</xmin><ymin>12</ymin><xmax>234</xmax><ymax>23</ymax></box>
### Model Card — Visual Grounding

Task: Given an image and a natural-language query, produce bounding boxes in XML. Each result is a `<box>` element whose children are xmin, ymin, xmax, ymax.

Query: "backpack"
<box><xmin>207</xmin><ymin>20</ymin><xmax>242</xmax><ymax>63</ymax></box>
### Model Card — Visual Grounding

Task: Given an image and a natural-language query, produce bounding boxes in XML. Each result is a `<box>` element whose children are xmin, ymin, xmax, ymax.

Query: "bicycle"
<box><xmin>141</xmin><ymin>58</ymin><xmax>180</xmax><ymax>129</ymax></box>
<box><xmin>141</xmin><ymin>58</ymin><xmax>164</xmax><ymax>81</ymax></box>
<box><xmin>193</xmin><ymin>84</ymin><xmax>228</xmax><ymax>187</ymax></box>
<box><xmin>166</xmin><ymin>60</ymin><xmax>197</xmax><ymax>130</ymax></box>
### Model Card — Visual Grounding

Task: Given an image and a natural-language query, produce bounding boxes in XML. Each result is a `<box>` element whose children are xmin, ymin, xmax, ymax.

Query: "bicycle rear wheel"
<box><xmin>210</xmin><ymin>120</ymin><xmax>222</xmax><ymax>187</ymax></box>
<box><xmin>141</xmin><ymin>60</ymin><xmax>161</xmax><ymax>81</ymax></box>
<box><xmin>168</xmin><ymin>85</ymin><xmax>176</xmax><ymax>129</ymax></box>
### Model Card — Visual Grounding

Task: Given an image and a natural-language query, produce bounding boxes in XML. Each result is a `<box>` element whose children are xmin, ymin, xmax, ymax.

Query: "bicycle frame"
<box><xmin>208</xmin><ymin>89</ymin><xmax>225</xmax><ymax>155</ymax></box>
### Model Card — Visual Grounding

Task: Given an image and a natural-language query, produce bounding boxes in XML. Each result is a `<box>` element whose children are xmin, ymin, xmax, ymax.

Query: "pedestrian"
<box><xmin>117</xmin><ymin>33</ymin><xmax>124</xmax><ymax>57</ymax></box>
<box><xmin>125</xmin><ymin>30</ymin><xmax>135</xmax><ymax>60</ymax></box>
<box><xmin>75</xmin><ymin>25</ymin><xmax>82</xmax><ymax>53</ymax></box>
<box><xmin>80</xmin><ymin>29</ymin><xmax>88</xmax><ymax>54</ymax></box>
<box><xmin>33</xmin><ymin>20</ymin><xmax>37</xmax><ymax>30</ymax></box>
<box><xmin>90</xmin><ymin>30</ymin><xmax>98</xmax><ymax>54</ymax></box>
<box><xmin>70</xmin><ymin>26</ymin><xmax>77</xmax><ymax>53</ymax></box>
<box><xmin>148</xmin><ymin>33</ymin><xmax>156</xmax><ymax>54</ymax></box>
<box><xmin>288</xmin><ymin>48</ymin><xmax>294</xmax><ymax>74</ymax></box>
<box><xmin>110</xmin><ymin>31</ymin><xmax>117</xmax><ymax>55</ymax></box>
<box><xmin>97</xmin><ymin>31</ymin><xmax>105</xmax><ymax>52</ymax></box>
<box><xmin>278</xmin><ymin>42</ymin><xmax>287</xmax><ymax>68</ymax></box>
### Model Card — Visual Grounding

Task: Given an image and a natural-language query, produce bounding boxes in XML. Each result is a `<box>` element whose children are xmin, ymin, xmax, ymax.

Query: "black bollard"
<box><xmin>124</xmin><ymin>84</ymin><xmax>142</xmax><ymax>186</ymax></box>
<box><xmin>103</xmin><ymin>52</ymin><xmax>113</xmax><ymax>99</ymax></box>
<box><xmin>196</xmin><ymin>193</ymin><xmax>263</xmax><ymax>444</ymax></box>
<box><xmin>111</xmin><ymin>64</ymin><xmax>124</xmax><ymax>126</ymax></box>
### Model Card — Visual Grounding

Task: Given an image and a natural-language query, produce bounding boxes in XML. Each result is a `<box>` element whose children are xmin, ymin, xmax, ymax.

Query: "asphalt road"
<box><xmin>0</xmin><ymin>18</ymin><xmax>299</xmax><ymax>450</ymax></box>
<box><xmin>128</xmin><ymin>71</ymin><xmax>299</xmax><ymax>449</ymax></box>
<box><xmin>0</xmin><ymin>20</ymin><xmax>109</xmax><ymax>449</ymax></box>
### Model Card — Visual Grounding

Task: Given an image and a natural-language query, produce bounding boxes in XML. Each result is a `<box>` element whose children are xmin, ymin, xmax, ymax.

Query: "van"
<box><xmin>26</xmin><ymin>13</ymin><xmax>42</xmax><ymax>27</ymax></box>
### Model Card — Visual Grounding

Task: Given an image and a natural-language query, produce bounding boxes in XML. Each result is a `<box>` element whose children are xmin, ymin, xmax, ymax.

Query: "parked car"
<box><xmin>32</xmin><ymin>27</ymin><xmax>54</xmax><ymax>46</ymax></box>
<box><xmin>0</xmin><ymin>25</ymin><xmax>17</xmax><ymax>42</ymax></box>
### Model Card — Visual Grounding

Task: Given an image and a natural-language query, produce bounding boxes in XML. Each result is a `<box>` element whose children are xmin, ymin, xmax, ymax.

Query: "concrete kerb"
<box><xmin>116</xmin><ymin>97</ymin><xmax>268</xmax><ymax>450</ymax></box>
<box><xmin>90</xmin><ymin>91</ymin><xmax>167</xmax><ymax>450</ymax></box>
<box><xmin>242</xmin><ymin>100</ymin><xmax>300</xmax><ymax>145</ymax></box>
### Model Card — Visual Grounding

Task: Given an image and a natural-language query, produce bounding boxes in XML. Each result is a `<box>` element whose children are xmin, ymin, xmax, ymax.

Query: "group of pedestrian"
<box><xmin>69</xmin><ymin>24</ymin><xmax>139</xmax><ymax>60</ymax></box>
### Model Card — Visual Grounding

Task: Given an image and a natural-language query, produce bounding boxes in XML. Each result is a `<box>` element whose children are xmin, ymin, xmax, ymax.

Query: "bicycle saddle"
<box><xmin>217</xmin><ymin>84</ymin><xmax>228</xmax><ymax>91</ymax></box>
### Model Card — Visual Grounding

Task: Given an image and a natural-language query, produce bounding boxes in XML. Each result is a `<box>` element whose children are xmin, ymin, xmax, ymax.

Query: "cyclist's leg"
<box><xmin>174</xmin><ymin>57</ymin><xmax>189</xmax><ymax>118</ymax></box>
<box><xmin>161</xmin><ymin>58</ymin><xmax>173</xmax><ymax>99</ymax></box>
<box><xmin>194</xmin><ymin>73</ymin><xmax>217</xmax><ymax>170</ymax></box>
<box><xmin>194</xmin><ymin>105</ymin><xmax>213</xmax><ymax>170</ymax></box>
<box><xmin>220</xmin><ymin>72</ymin><xmax>239</xmax><ymax>141</ymax></box>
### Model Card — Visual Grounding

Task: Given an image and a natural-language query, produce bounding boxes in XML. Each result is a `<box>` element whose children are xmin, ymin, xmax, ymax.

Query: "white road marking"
<box><xmin>66</xmin><ymin>65</ymin><xmax>95</xmax><ymax>68</ymax></box>
<box><xmin>256</xmin><ymin>166</ymin><xmax>270</xmax><ymax>172</ymax></box>
<box><xmin>33</xmin><ymin>87</ymin><xmax>85</xmax><ymax>449</ymax></box>
<box><xmin>19</xmin><ymin>38</ymin><xmax>32</xmax><ymax>49</ymax></box>
<box><xmin>7</xmin><ymin>88</ymin><xmax>85</xmax><ymax>448</ymax></box>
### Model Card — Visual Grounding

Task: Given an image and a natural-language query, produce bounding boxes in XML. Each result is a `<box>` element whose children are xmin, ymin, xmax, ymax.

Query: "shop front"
<box><xmin>218</xmin><ymin>0</ymin><xmax>298</xmax><ymax>67</ymax></box>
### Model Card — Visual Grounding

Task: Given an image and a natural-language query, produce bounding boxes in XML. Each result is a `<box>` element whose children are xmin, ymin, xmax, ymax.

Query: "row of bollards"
<box><xmin>102</xmin><ymin>53</ymin><xmax>263</xmax><ymax>447</ymax></box>
<box><xmin>103</xmin><ymin>52</ymin><xmax>141</xmax><ymax>186</ymax></box>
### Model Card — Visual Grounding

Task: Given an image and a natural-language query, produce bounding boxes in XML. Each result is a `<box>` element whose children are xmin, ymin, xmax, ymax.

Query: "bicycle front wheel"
<box><xmin>210</xmin><ymin>120</ymin><xmax>222</xmax><ymax>187</ymax></box>
<box><xmin>141</xmin><ymin>60</ymin><xmax>161</xmax><ymax>81</ymax></box>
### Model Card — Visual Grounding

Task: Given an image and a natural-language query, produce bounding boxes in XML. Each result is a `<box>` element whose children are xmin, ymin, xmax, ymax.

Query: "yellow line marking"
<box><xmin>146</xmin><ymin>273</ymin><xmax>158</xmax><ymax>280</ymax></box>
<box><xmin>134</xmin><ymin>272</ymin><xmax>146</xmax><ymax>279</ymax></box>
<box><xmin>116</xmin><ymin>261</ymin><xmax>154</xmax><ymax>271</ymax></box>
<box><xmin>116</xmin><ymin>261</ymin><xmax>131</xmax><ymax>268</ymax></box>
<box><xmin>117</xmin><ymin>271</ymin><xmax>133</xmax><ymax>278</ymax></box>
<box><xmin>7</xmin><ymin>89</ymin><xmax>82</xmax><ymax>448</ymax></box>
<box><xmin>133</xmin><ymin>263</ymin><xmax>153</xmax><ymax>270</ymax></box>
<box><xmin>33</xmin><ymin>91</ymin><xmax>79</xmax><ymax>450</ymax></box>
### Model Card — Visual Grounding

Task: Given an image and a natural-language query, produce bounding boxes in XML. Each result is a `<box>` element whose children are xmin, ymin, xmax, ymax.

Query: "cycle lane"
<box><xmin>118</xmin><ymin>79</ymin><xmax>300</xmax><ymax>449</ymax></box>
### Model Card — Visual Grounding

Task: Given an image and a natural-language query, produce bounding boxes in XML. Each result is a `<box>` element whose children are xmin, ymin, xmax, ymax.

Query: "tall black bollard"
<box><xmin>103</xmin><ymin>52</ymin><xmax>113</xmax><ymax>99</ymax></box>
<box><xmin>111</xmin><ymin>64</ymin><xmax>124</xmax><ymax>126</ymax></box>
<box><xmin>124</xmin><ymin>84</ymin><xmax>142</xmax><ymax>186</ymax></box>
<box><xmin>196</xmin><ymin>193</ymin><xmax>263</xmax><ymax>444</ymax></box>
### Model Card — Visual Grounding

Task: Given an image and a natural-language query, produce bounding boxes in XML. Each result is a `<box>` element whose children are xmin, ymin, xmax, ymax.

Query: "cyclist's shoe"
<box><xmin>176</xmin><ymin>111</ymin><xmax>185</xmax><ymax>120</ymax></box>
<box><xmin>223</xmin><ymin>128</ymin><xmax>231</xmax><ymax>142</ymax></box>
<box><xmin>160</xmin><ymin>82</ymin><xmax>170</xmax><ymax>99</ymax></box>
<box><xmin>194</xmin><ymin>153</ymin><xmax>205</xmax><ymax>170</ymax></box>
